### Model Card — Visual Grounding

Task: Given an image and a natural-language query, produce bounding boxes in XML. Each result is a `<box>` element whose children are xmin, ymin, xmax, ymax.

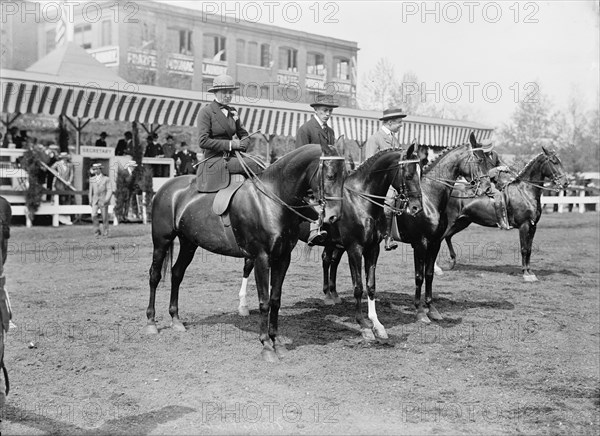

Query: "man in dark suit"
<box><xmin>95</xmin><ymin>132</ymin><xmax>108</xmax><ymax>147</ymax></box>
<box><xmin>197</xmin><ymin>74</ymin><xmax>264</xmax><ymax>188</ymax></box>
<box><xmin>295</xmin><ymin>94</ymin><xmax>338</xmax><ymax>148</ymax></box>
<box><xmin>115</xmin><ymin>131</ymin><xmax>132</xmax><ymax>156</ymax></box>
<box><xmin>174</xmin><ymin>142</ymin><xmax>196</xmax><ymax>175</ymax></box>
<box><xmin>295</xmin><ymin>94</ymin><xmax>338</xmax><ymax>245</ymax></box>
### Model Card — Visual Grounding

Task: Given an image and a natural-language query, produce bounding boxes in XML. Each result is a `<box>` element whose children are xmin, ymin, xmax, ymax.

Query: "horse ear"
<box><xmin>468</xmin><ymin>132</ymin><xmax>476</xmax><ymax>148</ymax></box>
<box><xmin>406</xmin><ymin>143</ymin><xmax>415</xmax><ymax>158</ymax></box>
<box><xmin>321</xmin><ymin>144</ymin><xmax>336</xmax><ymax>156</ymax></box>
<box><xmin>542</xmin><ymin>145</ymin><xmax>549</xmax><ymax>155</ymax></box>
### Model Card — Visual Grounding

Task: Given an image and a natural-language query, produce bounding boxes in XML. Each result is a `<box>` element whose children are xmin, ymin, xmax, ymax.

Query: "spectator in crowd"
<box><xmin>6</xmin><ymin>127</ymin><xmax>21</xmax><ymax>148</ymax></box>
<box><xmin>295</xmin><ymin>94</ymin><xmax>339</xmax><ymax>245</ymax></box>
<box><xmin>161</xmin><ymin>135</ymin><xmax>177</xmax><ymax>177</ymax></box>
<box><xmin>143</xmin><ymin>135</ymin><xmax>163</xmax><ymax>158</ymax></box>
<box><xmin>115</xmin><ymin>131</ymin><xmax>133</xmax><ymax>156</ymax></box>
<box><xmin>95</xmin><ymin>132</ymin><xmax>108</xmax><ymax>147</ymax></box>
<box><xmin>89</xmin><ymin>163</ymin><xmax>113</xmax><ymax>237</ymax></box>
<box><xmin>52</xmin><ymin>152</ymin><xmax>75</xmax><ymax>225</ymax></box>
<box><xmin>174</xmin><ymin>142</ymin><xmax>196</xmax><ymax>176</ymax></box>
<box><xmin>45</xmin><ymin>145</ymin><xmax>60</xmax><ymax>201</ymax></box>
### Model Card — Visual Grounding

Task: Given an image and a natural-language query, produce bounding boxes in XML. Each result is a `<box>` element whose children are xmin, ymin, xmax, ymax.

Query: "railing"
<box><xmin>541</xmin><ymin>186</ymin><xmax>600</xmax><ymax>213</ymax></box>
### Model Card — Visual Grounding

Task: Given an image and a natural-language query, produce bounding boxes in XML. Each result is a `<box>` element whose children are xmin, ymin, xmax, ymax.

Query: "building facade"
<box><xmin>33</xmin><ymin>1</ymin><xmax>359</xmax><ymax>108</ymax></box>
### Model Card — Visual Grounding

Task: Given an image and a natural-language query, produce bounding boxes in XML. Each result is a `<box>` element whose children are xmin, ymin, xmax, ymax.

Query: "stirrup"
<box><xmin>384</xmin><ymin>236</ymin><xmax>398</xmax><ymax>251</ymax></box>
<box><xmin>307</xmin><ymin>230</ymin><xmax>327</xmax><ymax>246</ymax></box>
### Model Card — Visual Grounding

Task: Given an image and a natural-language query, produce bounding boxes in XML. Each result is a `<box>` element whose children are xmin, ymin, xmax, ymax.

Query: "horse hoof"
<box><xmin>416</xmin><ymin>311</ymin><xmax>431</xmax><ymax>324</ymax></box>
<box><xmin>361</xmin><ymin>328</ymin><xmax>376</xmax><ymax>341</ymax></box>
<box><xmin>261</xmin><ymin>348</ymin><xmax>279</xmax><ymax>363</ymax></box>
<box><xmin>523</xmin><ymin>274</ymin><xmax>539</xmax><ymax>282</ymax></box>
<box><xmin>238</xmin><ymin>306</ymin><xmax>250</xmax><ymax>317</ymax></box>
<box><xmin>427</xmin><ymin>306</ymin><xmax>444</xmax><ymax>321</ymax></box>
<box><xmin>323</xmin><ymin>294</ymin><xmax>335</xmax><ymax>305</ymax></box>
<box><xmin>275</xmin><ymin>344</ymin><xmax>288</xmax><ymax>359</ymax></box>
<box><xmin>144</xmin><ymin>323</ymin><xmax>159</xmax><ymax>335</ymax></box>
<box><xmin>373</xmin><ymin>326</ymin><xmax>389</xmax><ymax>339</ymax></box>
<box><xmin>332</xmin><ymin>295</ymin><xmax>343</xmax><ymax>305</ymax></box>
<box><xmin>171</xmin><ymin>320</ymin><xmax>186</xmax><ymax>332</ymax></box>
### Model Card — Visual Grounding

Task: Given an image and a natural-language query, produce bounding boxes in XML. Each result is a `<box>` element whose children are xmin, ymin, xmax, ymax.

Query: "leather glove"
<box><xmin>230</xmin><ymin>139</ymin><xmax>246</xmax><ymax>152</ymax></box>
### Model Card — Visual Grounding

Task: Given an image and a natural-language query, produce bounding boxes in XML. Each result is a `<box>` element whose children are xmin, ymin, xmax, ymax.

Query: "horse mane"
<box><xmin>353</xmin><ymin>148</ymin><xmax>399</xmax><ymax>177</ymax></box>
<box><xmin>421</xmin><ymin>143</ymin><xmax>464</xmax><ymax>175</ymax></box>
<box><xmin>515</xmin><ymin>152</ymin><xmax>544</xmax><ymax>179</ymax></box>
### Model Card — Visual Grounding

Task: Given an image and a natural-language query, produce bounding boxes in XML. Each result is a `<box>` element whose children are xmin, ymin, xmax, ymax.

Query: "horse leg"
<box><xmin>253</xmin><ymin>253</ymin><xmax>277</xmax><ymax>362</ymax></box>
<box><xmin>169</xmin><ymin>237</ymin><xmax>198</xmax><ymax>331</ymax></box>
<box><xmin>146</xmin><ymin>238</ymin><xmax>173</xmax><ymax>334</ymax></box>
<box><xmin>269</xmin><ymin>251</ymin><xmax>292</xmax><ymax>360</ymax></box>
<box><xmin>425</xmin><ymin>243</ymin><xmax>444</xmax><ymax>321</ymax></box>
<box><xmin>443</xmin><ymin>217</ymin><xmax>472</xmax><ymax>269</ymax></box>
<box><xmin>239</xmin><ymin>258</ymin><xmax>254</xmax><ymax>316</ymax></box>
<box><xmin>348</xmin><ymin>246</ymin><xmax>375</xmax><ymax>341</ymax></box>
<box><xmin>327</xmin><ymin>246</ymin><xmax>345</xmax><ymax>304</ymax></box>
<box><xmin>520</xmin><ymin>223</ymin><xmax>539</xmax><ymax>282</ymax></box>
<box><xmin>413</xmin><ymin>244</ymin><xmax>429</xmax><ymax>323</ymax></box>
<box><xmin>321</xmin><ymin>245</ymin><xmax>334</xmax><ymax>304</ymax></box>
<box><xmin>364</xmin><ymin>244</ymin><xmax>388</xmax><ymax>339</ymax></box>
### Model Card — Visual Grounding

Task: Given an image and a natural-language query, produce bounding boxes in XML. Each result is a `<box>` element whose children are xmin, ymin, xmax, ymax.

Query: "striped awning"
<box><xmin>1</xmin><ymin>70</ymin><xmax>493</xmax><ymax>146</ymax></box>
<box><xmin>1</xmin><ymin>77</ymin><xmax>202</xmax><ymax>127</ymax></box>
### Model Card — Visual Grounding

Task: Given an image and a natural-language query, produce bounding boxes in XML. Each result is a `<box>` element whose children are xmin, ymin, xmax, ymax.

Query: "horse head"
<box><xmin>463</xmin><ymin>132</ymin><xmax>493</xmax><ymax>196</ymax></box>
<box><xmin>541</xmin><ymin>146</ymin><xmax>570</xmax><ymax>189</ymax></box>
<box><xmin>399</xmin><ymin>145</ymin><xmax>423</xmax><ymax>216</ymax></box>
<box><xmin>312</xmin><ymin>144</ymin><xmax>347</xmax><ymax>225</ymax></box>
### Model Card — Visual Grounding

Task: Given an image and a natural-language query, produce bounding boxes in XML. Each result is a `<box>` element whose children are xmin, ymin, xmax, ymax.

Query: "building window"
<box><xmin>141</xmin><ymin>23</ymin><xmax>155</xmax><ymax>50</ymax></box>
<box><xmin>168</xmin><ymin>28</ymin><xmax>192</xmax><ymax>55</ymax></box>
<box><xmin>307</xmin><ymin>52</ymin><xmax>325</xmax><ymax>76</ymax></box>
<box><xmin>101</xmin><ymin>20</ymin><xmax>111</xmax><ymax>46</ymax></box>
<box><xmin>74</xmin><ymin>24</ymin><xmax>92</xmax><ymax>49</ymax></box>
<box><xmin>46</xmin><ymin>29</ymin><xmax>56</xmax><ymax>53</ymax></box>
<box><xmin>334</xmin><ymin>57</ymin><xmax>350</xmax><ymax>80</ymax></box>
<box><xmin>247</xmin><ymin>41</ymin><xmax>258</xmax><ymax>65</ymax></box>
<box><xmin>236</xmin><ymin>39</ymin><xmax>245</xmax><ymax>64</ymax></box>
<box><xmin>204</xmin><ymin>34</ymin><xmax>226</xmax><ymax>61</ymax></box>
<box><xmin>278</xmin><ymin>47</ymin><xmax>297</xmax><ymax>72</ymax></box>
<box><xmin>260</xmin><ymin>43</ymin><xmax>271</xmax><ymax>68</ymax></box>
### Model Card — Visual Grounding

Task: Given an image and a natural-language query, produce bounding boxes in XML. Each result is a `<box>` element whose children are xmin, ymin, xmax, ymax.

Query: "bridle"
<box><xmin>423</xmin><ymin>147</ymin><xmax>487</xmax><ymax>198</ymax></box>
<box><xmin>344</xmin><ymin>158</ymin><xmax>421</xmax><ymax>214</ymax></box>
<box><xmin>236</xmin><ymin>152</ymin><xmax>345</xmax><ymax>224</ymax></box>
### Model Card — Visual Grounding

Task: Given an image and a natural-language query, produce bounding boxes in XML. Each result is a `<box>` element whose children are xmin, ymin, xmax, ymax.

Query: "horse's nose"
<box><xmin>411</xmin><ymin>205</ymin><xmax>421</xmax><ymax>215</ymax></box>
<box><xmin>328</xmin><ymin>215</ymin><xmax>339</xmax><ymax>224</ymax></box>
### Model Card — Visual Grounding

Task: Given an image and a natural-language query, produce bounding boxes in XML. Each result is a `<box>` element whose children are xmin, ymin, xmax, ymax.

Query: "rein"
<box><xmin>234</xmin><ymin>151</ymin><xmax>344</xmax><ymax>224</ymax></box>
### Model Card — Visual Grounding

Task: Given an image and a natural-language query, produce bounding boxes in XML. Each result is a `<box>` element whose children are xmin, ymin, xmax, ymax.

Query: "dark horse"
<box><xmin>146</xmin><ymin>144</ymin><xmax>346</xmax><ymax>361</ymax></box>
<box><xmin>442</xmin><ymin>147</ymin><xmax>569</xmax><ymax>281</ymax></box>
<box><xmin>239</xmin><ymin>148</ymin><xmax>423</xmax><ymax>340</ymax></box>
<box><xmin>0</xmin><ymin>195</ymin><xmax>12</xmax><ymax>403</ymax></box>
<box><xmin>396</xmin><ymin>133</ymin><xmax>492</xmax><ymax>323</ymax></box>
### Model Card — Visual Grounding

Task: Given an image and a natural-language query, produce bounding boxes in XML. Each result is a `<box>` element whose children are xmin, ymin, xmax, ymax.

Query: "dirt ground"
<box><xmin>0</xmin><ymin>212</ymin><xmax>598</xmax><ymax>435</ymax></box>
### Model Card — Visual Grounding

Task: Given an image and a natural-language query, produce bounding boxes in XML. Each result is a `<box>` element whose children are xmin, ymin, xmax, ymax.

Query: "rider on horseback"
<box><xmin>480</xmin><ymin>139</ymin><xmax>511</xmax><ymax>230</ymax></box>
<box><xmin>197</xmin><ymin>75</ymin><xmax>265</xmax><ymax>191</ymax></box>
<box><xmin>364</xmin><ymin>107</ymin><xmax>408</xmax><ymax>250</ymax></box>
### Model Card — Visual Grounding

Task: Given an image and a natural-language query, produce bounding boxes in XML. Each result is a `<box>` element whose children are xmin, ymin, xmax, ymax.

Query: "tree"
<box><xmin>357</xmin><ymin>58</ymin><xmax>398</xmax><ymax>110</ymax></box>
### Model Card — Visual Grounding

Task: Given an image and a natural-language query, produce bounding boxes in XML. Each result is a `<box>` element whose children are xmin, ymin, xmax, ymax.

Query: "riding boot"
<box><xmin>307</xmin><ymin>221</ymin><xmax>327</xmax><ymax>246</ymax></box>
<box><xmin>493</xmin><ymin>194</ymin><xmax>511</xmax><ymax>230</ymax></box>
<box><xmin>384</xmin><ymin>213</ymin><xmax>398</xmax><ymax>251</ymax></box>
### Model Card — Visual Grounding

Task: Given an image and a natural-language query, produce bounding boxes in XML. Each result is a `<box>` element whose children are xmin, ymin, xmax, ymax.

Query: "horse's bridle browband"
<box><xmin>235</xmin><ymin>152</ymin><xmax>344</xmax><ymax>224</ymax></box>
<box><xmin>345</xmin><ymin>158</ymin><xmax>421</xmax><ymax>214</ymax></box>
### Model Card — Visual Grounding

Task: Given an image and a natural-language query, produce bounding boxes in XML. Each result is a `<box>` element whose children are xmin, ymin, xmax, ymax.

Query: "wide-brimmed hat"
<box><xmin>380</xmin><ymin>108</ymin><xmax>407</xmax><ymax>121</ymax></box>
<box><xmin>58</xmin><ymin>152</ymin><xmax>70</xmax><ymax>159</ymax></box>
<box><xmin>310</xmin><ymin>94</ymin><xmax>338</xmax><ymax>108</ymax></box>
<box><xmin>208</xmin><ymin>74</ymin><xmax>239</xmax><ymax>93</ymax></box>
<box><xmin>125</xmin><ymin>160</ymin><xmax>138</xmax><ymax>168</ymax></box>
<box><xmin>100</xmin><ymin>132</ymin><xmax>108</xmax><ymax>137</ymax></box>
<box><xmin>479</xmin><ymin>139</ymin><xmax>494</xmax><ymax>152</ymax></box>
<box><xmin>92</xmin><ymin>163</ymin><xmax>103</xmax><ymax>169</ymax></box>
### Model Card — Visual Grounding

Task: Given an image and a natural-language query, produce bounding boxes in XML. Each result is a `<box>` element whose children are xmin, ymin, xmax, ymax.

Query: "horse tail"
<box><xmin>161</xmin><ymin>239</ymin><xmax>173</xmax><ymax>282</ymax></box>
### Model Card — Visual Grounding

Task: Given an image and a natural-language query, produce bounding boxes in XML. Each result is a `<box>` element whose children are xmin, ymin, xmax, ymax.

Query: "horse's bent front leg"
<box><xmin>239</xmin><ymin>258</ymin><xmax>255</xmax><ymax>316</ymax></box>
<box><xmin>364</xmin><ymin>244</ymin><xmax>387</xmax><ymax>339</ymax></box>
<box><xmin>327</xmin><ymin>246</ymin><xmax>344</xmax><ymax>304</ymax></box>
<box><xmin>520</xmin><ymin>222</ymin><xmax>539</xmax><ymax>282</ymax></box>
<box><xmin>253</xmin><ymin>253</ymin><xmax>277</xmax><ymax>362</ymax></box>
<box><xmin>169</xmin><ymin>238</ymin><xmax>198</xmax><ymax>331</ymax></box>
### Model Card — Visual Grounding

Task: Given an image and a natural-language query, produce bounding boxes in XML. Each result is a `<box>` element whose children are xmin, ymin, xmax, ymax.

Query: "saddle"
<box><xmin>212</xmin><ymin>174</ymin><xmax>246</xmax><ymax>227</ymax></box>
